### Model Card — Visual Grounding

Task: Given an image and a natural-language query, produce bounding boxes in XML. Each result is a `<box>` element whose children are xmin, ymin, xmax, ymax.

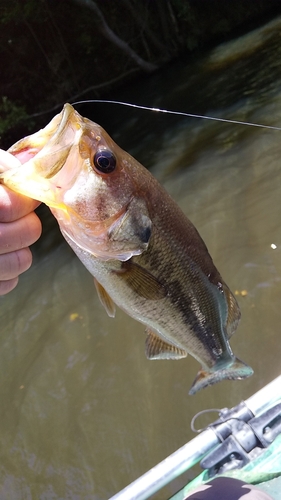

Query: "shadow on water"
<box><xmin>1</xmin><ymin>15</ymin><xmax>281</xmax><ymax>500</ymax></box>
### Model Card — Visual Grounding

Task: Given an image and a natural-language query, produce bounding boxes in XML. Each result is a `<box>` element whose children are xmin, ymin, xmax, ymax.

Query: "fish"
<box><xmin>0</xmin><ymin>103</ymin><xmax>253</xmax><ymax>394</ymax></box>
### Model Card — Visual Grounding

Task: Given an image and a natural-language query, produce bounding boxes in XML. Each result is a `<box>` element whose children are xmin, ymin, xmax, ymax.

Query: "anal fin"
<box><xmin>94</xmin><ymin>278</ymin><xmax>116</xmax><ymax>318</ymax></box>
<box><xmin>145</xmin><ymin>328</ymin><xmax>187</xmax><ymax>360</ymax></box>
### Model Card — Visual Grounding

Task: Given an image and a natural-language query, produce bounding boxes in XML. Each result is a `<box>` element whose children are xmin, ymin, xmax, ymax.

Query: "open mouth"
<box><xmin>8</xmin><ymin>104</ymin><xmax>76</xmax><ymax>165</ymax></box>
<box><xmin>0</xmin><ymin>104</ymin><xmax>80</xmax><ymax>208</ymax></box>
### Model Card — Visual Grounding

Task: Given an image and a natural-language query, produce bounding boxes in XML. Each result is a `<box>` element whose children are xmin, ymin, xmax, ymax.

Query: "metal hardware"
<box><xmin>201</xmin><ymin>402</ymin><xmax>281</xmax><ymax>477</ymax></box>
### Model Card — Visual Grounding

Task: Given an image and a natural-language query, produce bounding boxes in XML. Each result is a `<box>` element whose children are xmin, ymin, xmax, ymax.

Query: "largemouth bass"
<box><xmin>0</xmin><ymin>104</ymin><xmax>253</xmax><ymax>394</ymax></box>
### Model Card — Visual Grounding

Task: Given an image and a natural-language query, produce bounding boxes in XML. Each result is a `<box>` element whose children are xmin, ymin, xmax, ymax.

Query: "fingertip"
<box><xmin>17</xmin><ymin>247</ymin><xmax>33</xmax><ymax>275</ymax></box>
<box><xmin>0</xmin><ymin>247</ymin><xmax>33</xmax><ymax>281</ymax></box>
<box><xmin>30</xmin><ymin>211</ymin><xmax>43</xmax><ymax>243</ymax></box>
<box><xmin>0</xmin><ymin>277</ymin><xmax>19</xmax><ymax>296</ymax></box>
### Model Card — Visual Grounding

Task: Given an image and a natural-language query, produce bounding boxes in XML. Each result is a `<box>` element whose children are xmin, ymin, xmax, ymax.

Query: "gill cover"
<box><xmin>60</xmin><ymin>195</ymin><xmax>152</xmax><ymax>261</ymax></box>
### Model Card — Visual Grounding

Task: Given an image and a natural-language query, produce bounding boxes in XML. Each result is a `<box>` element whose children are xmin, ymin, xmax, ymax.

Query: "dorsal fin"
<box><xmin>145</xmin><ymin>328</ymin><xmax>187</xmax><ymax>360</ymax></box>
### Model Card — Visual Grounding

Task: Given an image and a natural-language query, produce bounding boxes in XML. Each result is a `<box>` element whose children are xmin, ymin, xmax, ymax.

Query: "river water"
<box><xmin>1</xmin><ymin>16</ymin><xmax>281</xmax><ymax>500</ymax></box>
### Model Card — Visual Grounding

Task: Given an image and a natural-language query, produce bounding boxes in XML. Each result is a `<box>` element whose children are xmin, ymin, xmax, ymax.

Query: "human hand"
<box><xmin>0</xmin><ymin>149</ymin><xmax>42</xmax><ymax>295</ymax></box>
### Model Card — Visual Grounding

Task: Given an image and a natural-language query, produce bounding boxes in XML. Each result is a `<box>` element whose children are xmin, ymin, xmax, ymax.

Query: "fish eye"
<box><xmin>93</xmin><ymin>150</ymin><xmax>116</xmax><ymax>174</ymax></box>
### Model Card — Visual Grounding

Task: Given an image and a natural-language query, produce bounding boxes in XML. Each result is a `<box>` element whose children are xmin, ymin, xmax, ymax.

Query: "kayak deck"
<box><xmin>109</xmin><ymin>376</ymin><xmax>281</xmax><ymax>500</ymax></box>
<box><xmin>171</xmin><ymin>433</ymin><xmax>281</xmax><ymax>499</ymax></box>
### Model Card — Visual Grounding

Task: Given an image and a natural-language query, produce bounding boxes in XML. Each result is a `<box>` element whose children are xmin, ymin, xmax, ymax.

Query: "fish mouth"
<box><xmin>9</xmin><ymin>103</ymin><xmax>76</xmax><ymax>164</ymax></box>
<box><xmin>0</xmin><ymin>104</ymin><xmax>81</xmax><ymax>210</ymax></box>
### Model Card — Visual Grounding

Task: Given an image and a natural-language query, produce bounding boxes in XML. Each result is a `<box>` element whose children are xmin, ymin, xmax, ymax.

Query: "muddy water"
<box><xmin>1</xmin><ymin>16</ymin><xmax>281</xmax><ymax>500</ymax></box>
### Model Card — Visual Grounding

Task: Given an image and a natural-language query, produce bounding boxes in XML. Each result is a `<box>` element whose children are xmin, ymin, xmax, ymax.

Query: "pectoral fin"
<box><xmin>94</xmin><ymin>278</ymin><xmax>116</xmax><ymax>318</ymax></box>
<box><xmin>145</xmin><ymin>329</ymin><xmax>187</xmax><ymax>360</ymax></box>
<box><xmin>114</xmin><ymin>261</ymin><xmax>167</xmax><ymax>300</ymax></box>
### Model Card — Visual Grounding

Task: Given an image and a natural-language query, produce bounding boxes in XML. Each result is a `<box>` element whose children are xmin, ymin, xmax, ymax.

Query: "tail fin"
<box><xmin>189</xmin><ymin>357</ymin><xmax>253</xmax><ymax>395</ymax></box>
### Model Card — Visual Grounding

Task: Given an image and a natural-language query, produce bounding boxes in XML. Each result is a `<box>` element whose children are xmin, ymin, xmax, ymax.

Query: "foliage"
<box><xmin>0</xmin><ymin>0</ymin><xmax>281</xmax><ymax>145</ymax></box>
<box><xmin>0</xmin><ymin>97</ymin><xmax>30</xmax><ymax>138</ymax></box>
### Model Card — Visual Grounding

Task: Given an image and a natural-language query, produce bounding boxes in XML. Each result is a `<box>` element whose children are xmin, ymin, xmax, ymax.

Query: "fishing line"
<box><xmin>71</xmin><ymin>99</ymin><xmax>281</xmax><ymax>131</ymax></box>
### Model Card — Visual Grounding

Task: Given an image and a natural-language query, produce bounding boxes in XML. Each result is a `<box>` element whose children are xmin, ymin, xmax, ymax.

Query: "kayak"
<box><xmin>109</xmin><ymin>375</ymin><xmax>281</xmax><ymax>500</ymax></box>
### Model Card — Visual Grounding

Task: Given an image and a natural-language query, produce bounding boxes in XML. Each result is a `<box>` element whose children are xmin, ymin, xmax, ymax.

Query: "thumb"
<box><xmin>0</xmin><ymin>149</ymin><xmax>41</xmax><ymax>222</ymax></box>
<box><xmin>0</xmin><ymin>148</ymin><xmax>22</xmax><ymax>171</ymax></box>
